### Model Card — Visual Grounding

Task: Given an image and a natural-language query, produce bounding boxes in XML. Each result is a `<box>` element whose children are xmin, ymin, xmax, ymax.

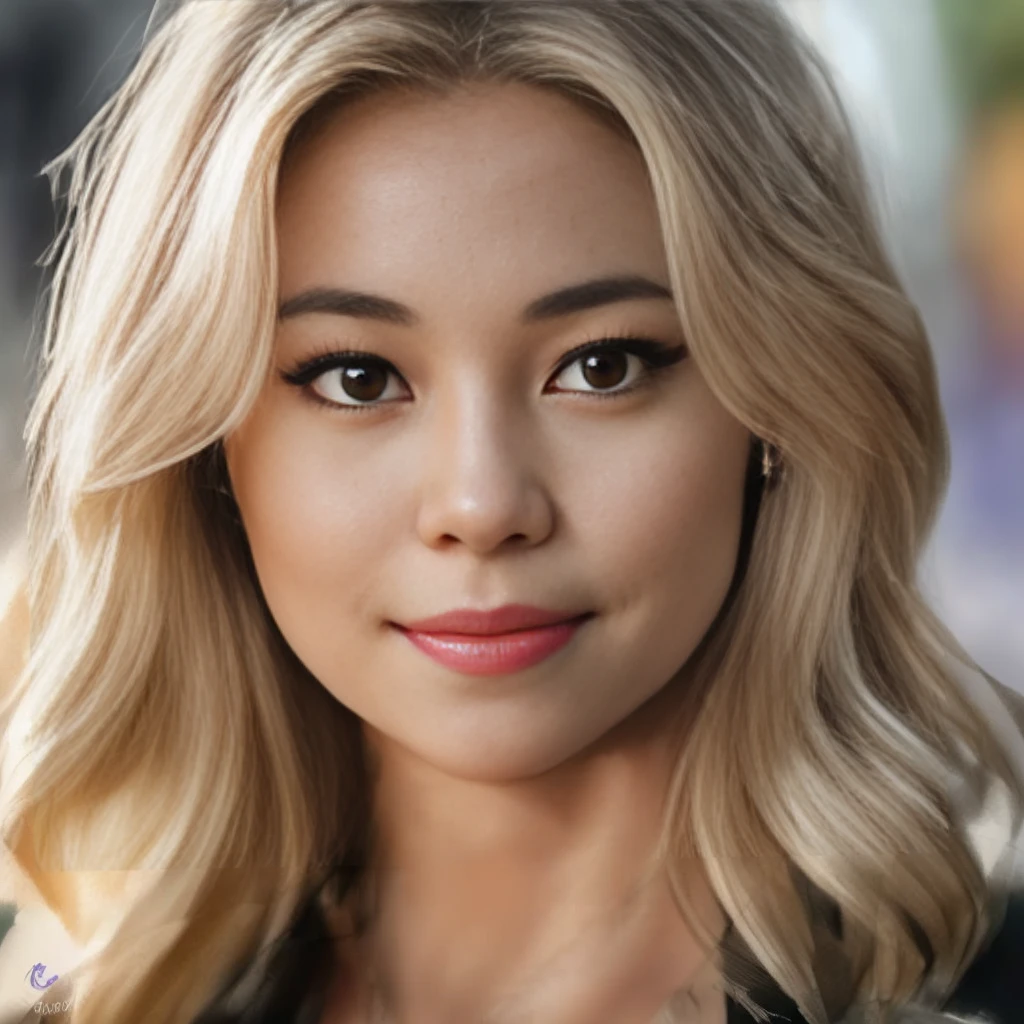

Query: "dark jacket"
<box><xmin>0</xmin><ymin>881</ymin><xmax>1021</xmax><ymax>1023</ymax></box>
<box><xmin>204</xmin><ymin>883</ymin><xmax>1024</xmax><ymax>1023</ymax></box>
<box><xmin>4</xmin><ymin>678</ymin><xmax>1023</xmax><ymax>1023</ymax></box>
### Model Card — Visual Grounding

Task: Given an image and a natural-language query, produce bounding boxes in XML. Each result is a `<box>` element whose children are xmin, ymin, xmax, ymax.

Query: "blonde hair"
<box><xmin>1</xmin><ymin>1</ymin><xmax>1022</xmax><ymax>1022</ymax></box>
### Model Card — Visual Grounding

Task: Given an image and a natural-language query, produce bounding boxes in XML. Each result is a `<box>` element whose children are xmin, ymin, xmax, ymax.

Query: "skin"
<box><xmin>225</xmin><ymin>81</ymin><xmax>752</xmax><ymax>1023</ymax></box>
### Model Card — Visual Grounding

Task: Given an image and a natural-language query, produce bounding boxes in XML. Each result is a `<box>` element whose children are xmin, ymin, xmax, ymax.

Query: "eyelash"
<box><xmin>279</xmin><ymin>334</ymin><xmax>688</xmax><ymax>414</ymax></box>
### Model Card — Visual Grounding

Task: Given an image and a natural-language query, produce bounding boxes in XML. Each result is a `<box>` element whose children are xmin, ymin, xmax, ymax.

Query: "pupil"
<box><xmin>342</xmin><ymin>364</ymin><xmax>387</xmax><ymax>402</ymax></box>
<box><xmin>582</xmin><ymin>352</ymin><xmax>628</xmax><ymax>390</ymax></box>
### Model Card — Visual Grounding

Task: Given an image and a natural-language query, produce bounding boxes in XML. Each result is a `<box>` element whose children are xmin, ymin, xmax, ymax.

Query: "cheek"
<box><xmin>226</xmin><ymin>384</ymin><xmax>751</xmax><ymax>700</ymax></box>
<box><xmin>565</xmin><ymin>406</ymin><xmax>749</xmax><ymax>624</ymax></box>
<box><xmin>225</xmin><ymin>410</ymin><xmax>405</xmax><ymax>650</ymax></box>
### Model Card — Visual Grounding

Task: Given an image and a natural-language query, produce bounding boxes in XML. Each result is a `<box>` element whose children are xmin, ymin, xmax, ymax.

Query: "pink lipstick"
<box><xmin>393</xmin><ymin>604</ymin><xmax>594</xmax><ymax>676</ymax></box>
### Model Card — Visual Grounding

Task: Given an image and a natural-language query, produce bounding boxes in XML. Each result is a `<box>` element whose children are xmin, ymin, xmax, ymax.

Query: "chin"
<box><xmin>394</xmin><ymin>725</ymin><xmax>606</xmax><ymax>783</ymax></box>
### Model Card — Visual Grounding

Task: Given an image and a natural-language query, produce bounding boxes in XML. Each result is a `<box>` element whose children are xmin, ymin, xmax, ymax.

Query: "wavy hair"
<box><xmin>1</xmin><ymin>1</ymin><xmax>1022</xmax><ymax>1022</ymax></box>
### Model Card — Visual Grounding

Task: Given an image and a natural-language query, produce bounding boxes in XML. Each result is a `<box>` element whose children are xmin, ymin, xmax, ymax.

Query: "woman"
<box><xmin>0</xmin><ymin>1</ymin><xmax>1022</xmax><ymax>1022</ymax></box>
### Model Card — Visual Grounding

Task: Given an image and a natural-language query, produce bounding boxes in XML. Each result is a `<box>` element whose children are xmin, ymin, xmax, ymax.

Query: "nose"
<box><xmin>415</xmin><ymin>387</ymin><xmax>555</xmax><ymax>555</ymax></box>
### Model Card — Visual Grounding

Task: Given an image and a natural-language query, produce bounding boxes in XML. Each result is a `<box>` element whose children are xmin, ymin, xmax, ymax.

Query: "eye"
<box><xmin>547</xmin><ymin>337</ymin><xmax>688</xmax><ymax>397</ymax></box>
<box><xmin>280</xmin><ymin>352</ymin><xmax>409</xmax><ymax>411</ymax></box>
<box><xmin>550</xmin><ymin>347</ymin><xmax>641</xmax><ymax>394</ymax></box>
<box><xmin>279</xmin><ymin>335</ymin><xmax>688</xmax><ymax>413</ymax></box>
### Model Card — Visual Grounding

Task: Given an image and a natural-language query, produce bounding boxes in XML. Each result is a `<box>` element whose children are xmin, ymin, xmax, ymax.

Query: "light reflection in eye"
<box><xmin>279</xmin><ymin>334</ymin><xmax>688</xmax><ymax>413</ymax></box>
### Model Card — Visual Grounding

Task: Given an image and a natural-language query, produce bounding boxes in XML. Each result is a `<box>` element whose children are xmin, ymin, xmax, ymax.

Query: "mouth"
<box><xmin>390</xmin><ymin>610</ymin><xmax>596</xmax><ymax>677</ymax></box>
<box><xmin>398</xmin><ymin>604</ymin><xmax>595</xmax><ymax>636</ymax></box>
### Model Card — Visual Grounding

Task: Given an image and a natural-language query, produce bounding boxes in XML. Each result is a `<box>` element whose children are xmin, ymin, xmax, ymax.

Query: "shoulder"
<box><xmin>940</xmin><ymin>887</ymin><xmax>1024</xmax><ymax>1023</ymax></box>
<box><xmin>0</xmin><ymin>898</ymin><xmax>80</xmax><ymax>1024</ymax></box>
<box><xmin>0</xmin><ymin>900</ymin><xmax>36</xmax><ymax>1024</ymax></box>
<box><xmin>725</xmin><ymin>893</ymin><xmax>1024</xmax><ymax>1024</ymax></box>
<box><xmin>0</xmin><ymin>900</ymin><xmax>28</xmax><ymax>1023</ymax></box>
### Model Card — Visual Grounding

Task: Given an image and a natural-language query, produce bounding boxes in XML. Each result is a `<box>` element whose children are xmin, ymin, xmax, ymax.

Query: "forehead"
<box><xmin>274</xmin><ymin>82</ymin><xmax>671</xmax><ymax>313</ymax></box>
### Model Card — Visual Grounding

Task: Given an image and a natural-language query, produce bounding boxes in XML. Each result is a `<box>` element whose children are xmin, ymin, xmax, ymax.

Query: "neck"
<box><xmin>334</xmin><ymin>671</ymin><xmax>727</xmax><ymax>1023</ymax></box>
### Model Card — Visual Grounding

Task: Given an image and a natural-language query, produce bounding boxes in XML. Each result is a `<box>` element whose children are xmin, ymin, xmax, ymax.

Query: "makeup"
<box><xmin>278</xmin><ymin>336</ymin><xmax>687</xmax><ymax>413</ymax></box>
<box><xmin>392</xmin><ymin>607</ymin><xmax>595</xmax><ymax>676</ymax></box>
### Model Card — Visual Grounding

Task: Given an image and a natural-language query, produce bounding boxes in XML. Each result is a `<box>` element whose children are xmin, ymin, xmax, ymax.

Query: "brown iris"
<box><xmin>340</xmin><ymin>363</ymin><xmax>389</xmax><ymax>402</ymax></box>
<box><xmin>580</xmin><ymin>350</ymin><xmax>629</xmax><ymax>390</ymax></box>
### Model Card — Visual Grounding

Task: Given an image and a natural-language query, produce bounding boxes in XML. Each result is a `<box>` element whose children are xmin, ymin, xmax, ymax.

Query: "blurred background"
<box><xmin>0</xmin><ymin>0</ymin><xmax>1021</xmax><ymax>689</ymax></box>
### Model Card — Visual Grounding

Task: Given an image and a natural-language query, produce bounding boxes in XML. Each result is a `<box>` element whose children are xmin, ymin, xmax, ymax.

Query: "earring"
<box><xmin>760</xmin><ymin>440</ymin><xmax>783</xmax><ymax>489</ymax></box>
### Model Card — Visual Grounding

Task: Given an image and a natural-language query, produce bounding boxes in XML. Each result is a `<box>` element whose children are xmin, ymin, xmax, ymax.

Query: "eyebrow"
<box><xmin>277</xmin><ymin>274</ymin><xmax>675</xmax><ymax>326</ymax></box>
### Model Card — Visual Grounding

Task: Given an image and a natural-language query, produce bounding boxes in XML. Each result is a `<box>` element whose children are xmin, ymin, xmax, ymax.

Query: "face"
<box><xmin>226</xmin><ymin>82</ymin><xmax>752</xmax><ymax>782</ymax></box>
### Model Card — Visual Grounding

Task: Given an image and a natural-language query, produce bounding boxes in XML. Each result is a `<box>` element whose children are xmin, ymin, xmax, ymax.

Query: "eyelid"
<box><xmin>549</xmin><ymin>336</ymin><xmax>685</xmax><ymax>376</ymax></box>
<box><xmin>278</xmin><ymin>342</ymin><xmax>394</xmax><ymax>389</ymax></box>
<box><xmin>278</xmin><ymin>333</ymin><xmax>688</xmax><ymax>410</ymax></box>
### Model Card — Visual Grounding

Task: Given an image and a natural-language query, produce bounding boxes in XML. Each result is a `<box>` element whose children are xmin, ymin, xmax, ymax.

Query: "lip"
<box><xmin>401</xmin><ymin>604</ymin><xmax>591</xmax><ymax>636</ymax></box>
<box><xmin>393</xmin><ymin>605</ymin><xmax>595</xmax><ymax>677</ymax></box>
